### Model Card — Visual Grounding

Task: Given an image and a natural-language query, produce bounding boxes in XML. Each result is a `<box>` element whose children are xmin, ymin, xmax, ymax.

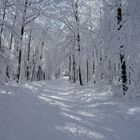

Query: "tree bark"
<box><xmin>75</xmin><ymin>0</ymin><xmax>83</xmax><ymax>86</ymax></box>
<box><xmin>0</xmin><ymin>0</ymin><xmax>7</xmax><ymax>49</ymax></box>
<box><xmin>17</xmin><ymin>0</ymin><xmax>28</xmax><ymax>82</ymax></box>
<box><xmin>117</xmin><ymin>4</ymin><xmax>128</xmax><ymax>95</ymax></box>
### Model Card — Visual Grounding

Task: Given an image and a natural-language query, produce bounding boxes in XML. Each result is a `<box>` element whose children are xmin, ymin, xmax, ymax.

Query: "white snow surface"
<box><xmin>0</xmin><ymin>77</ymin><xmax>140</xmax><ymax>140</ymax></box>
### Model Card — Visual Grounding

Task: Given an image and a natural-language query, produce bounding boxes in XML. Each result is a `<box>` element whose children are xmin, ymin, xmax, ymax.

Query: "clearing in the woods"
<box><xmin>0</xmin><ymin>78</ymin><xmax>140</xmax><ymax>140</ymax></box>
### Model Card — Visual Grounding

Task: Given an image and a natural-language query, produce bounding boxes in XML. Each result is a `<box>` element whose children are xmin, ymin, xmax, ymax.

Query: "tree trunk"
<box><xmin>72</xmin><ymin>54</ymin><xmax>76</xmax><ymax>83</ymax></box>
<box><xmin>69</xmin><ymin>55</ymin><xmax>72</xmax><ymax>81</ymax></box>
<box><xmin>87</xmin><ymin>60</ymin><xmax>89</xmax><ymax>83</ymax></box>
<box><xmin>26</xmin><ymin>29</ymin><xmax>32</xmax><ymax>80</ymax></box>
<box><xmin>117</xmin><ymin>4</ymin><xmax>128</xmax><ymax>95</ymax></box>
<box><xmin>9</xmin><ymin>11</ymin><xmax>17</xmax><ymax>50</ymax></box>
<box><xmin>0</xmin><ymin>0</ymin><xmax>7</xmax><ymax>49</ymax></box>
<box><xmin>17</xmin><ymin>0</ymin><xmax>28</xmax><ymax>82</ymax></box>
<box><xmin>75</xmin><ymin>0</ymin><xmax>83</xmax><ymax>86</ymax></box>
<box><xmin>120</xmin><ymin>46</ymin><xmax>127</xmax><ymax>95</ymax></box>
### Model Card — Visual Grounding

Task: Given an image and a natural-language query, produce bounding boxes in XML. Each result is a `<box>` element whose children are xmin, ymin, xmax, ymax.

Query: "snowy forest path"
<box><xmin>0</xmin><ymin>77</ymin><xmax>140</xmax><ymax>140</ymax></box>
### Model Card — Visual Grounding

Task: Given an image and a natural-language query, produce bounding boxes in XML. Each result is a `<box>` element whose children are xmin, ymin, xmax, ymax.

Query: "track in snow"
<box><xmin>0</xmin><ymin>77</ymin><xmax>140</xmax><ymax>140</ymax></box>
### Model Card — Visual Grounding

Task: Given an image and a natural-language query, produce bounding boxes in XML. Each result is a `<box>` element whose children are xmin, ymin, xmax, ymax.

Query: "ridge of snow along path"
<box><xmin>0</xmin><ymin>77</ymin><xmax>140</xmax><ymax>140</ymax></box>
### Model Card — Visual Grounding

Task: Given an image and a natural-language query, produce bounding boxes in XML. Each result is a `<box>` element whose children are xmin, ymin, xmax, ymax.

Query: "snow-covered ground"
<box><xmin>0</xmin><ymin>77</ymin><xmax>140</xmax><ymax>140</ymax></box>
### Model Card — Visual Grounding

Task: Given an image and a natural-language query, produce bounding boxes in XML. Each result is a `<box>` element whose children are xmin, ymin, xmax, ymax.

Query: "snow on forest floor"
<box><xmin>0</xmin><ymin>77</ymin><xmax>140</xmax><ymax>140</ymax></box>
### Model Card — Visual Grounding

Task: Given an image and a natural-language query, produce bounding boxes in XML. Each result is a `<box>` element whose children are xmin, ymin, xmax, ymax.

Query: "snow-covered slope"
<box><xmin>0</xmin><ymin>78</ymin><xmax>140</xmax><ymax>140</ymax></box>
